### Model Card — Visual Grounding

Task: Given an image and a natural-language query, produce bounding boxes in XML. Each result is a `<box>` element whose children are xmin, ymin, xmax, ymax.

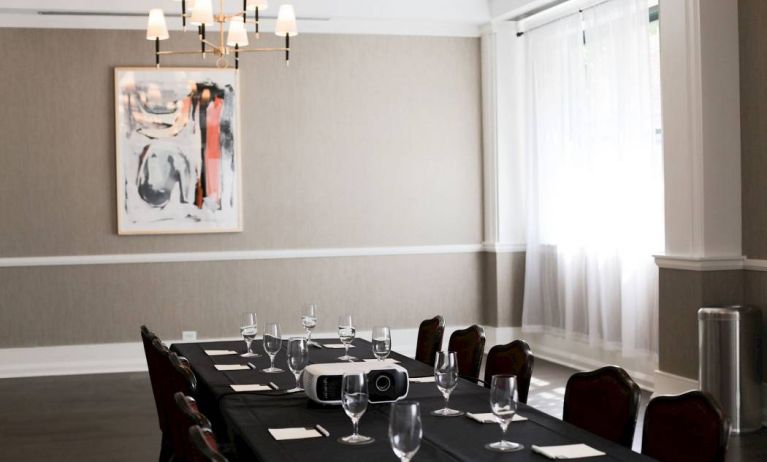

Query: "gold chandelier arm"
<box><xmin>156</xmin><ymin>50</ymin><xmax>209</xmax><ymax>56</ymax></box>
<box><xmin>199</xmin><ymin>38</ymin><xmax>221</xmax><ymax>49</ymax></box>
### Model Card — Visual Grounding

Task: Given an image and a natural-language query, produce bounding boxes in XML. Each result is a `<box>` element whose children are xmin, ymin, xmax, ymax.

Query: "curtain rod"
<box><xmin>515</xmin><ymin>0</ymin><xmax>657</xmax><ymax>37</ymax></box>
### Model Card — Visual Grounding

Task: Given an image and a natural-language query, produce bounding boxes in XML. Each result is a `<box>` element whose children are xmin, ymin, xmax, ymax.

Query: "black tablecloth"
<box><xmin>172</xmin><ymin>339</ymin><xmax>653</xmax><ymax>462</ymax></box>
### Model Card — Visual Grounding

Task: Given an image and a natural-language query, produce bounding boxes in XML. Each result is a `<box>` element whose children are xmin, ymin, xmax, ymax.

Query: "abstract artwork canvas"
<box><xmin>115</xmin><ymin>68</ymin><xmax>241</xmax><ymax>234</ymax></box>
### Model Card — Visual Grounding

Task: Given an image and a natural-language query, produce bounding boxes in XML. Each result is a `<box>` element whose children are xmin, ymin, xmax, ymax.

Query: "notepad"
<box><xmin>231</xmin><ymin>384</ymin><xmax>272</xmax><ymax>392</ymax></box>
<box><xmin>465</xmin><ymin>412</ymin><xmax>527</xmax><ymax>424</ymax></box>
<box><xmin>205</xmin><ymin>350</ymin><xmax>238</xmax><ymax>356</ymax></box>
<box><xmin>268</xmin><ymin>427</ymin><xmax>326</xmax><ymax>440</ymax></box>
<box><xmin>363</xmin><ymin>358</ymin><xmax>399</xmax><ymax>364</ymax></box>
<box><xmin>322</xmin><ymin>344</ymin><xmax>353</xmax><ymax>349</ymax></box>
<box><xmin>215</xmin><ymin>364</ymin><xmax>250</xmax><ymax>371</ymax></box>
<box><xmin>409</xmin><ymin>376</ymin><xmax>436</xmax><ymax>383</ymax></box>
<box><xmin>531</xmin><ymin>444</ymin><xmax>606</xmax><ymax>459</ymax></box>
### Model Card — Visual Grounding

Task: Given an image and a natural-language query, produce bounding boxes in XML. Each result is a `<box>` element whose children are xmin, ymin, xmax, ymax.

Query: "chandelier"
<box><xmin>146</xmin><ymin>0</ymin><xmax>298</xmax><ymax>69</ymax></box>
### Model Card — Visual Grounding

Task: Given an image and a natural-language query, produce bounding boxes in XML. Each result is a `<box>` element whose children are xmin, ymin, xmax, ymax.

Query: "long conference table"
<box><xmin>172</xmin><ymin>338</ymin><xmax>654</xmax><ymax>462</ymax></box>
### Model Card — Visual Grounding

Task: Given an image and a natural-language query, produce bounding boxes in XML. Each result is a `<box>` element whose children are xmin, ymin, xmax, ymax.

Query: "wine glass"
<box><xmin>431</xmin><ymin>351</ymin><xmax>464</xmax><ymax>416</ymax></box>
<box><xmin>337</xmin><ymin>314</ymin><xmax>357</xmax><ymax>361</ymax></box>
<box><xmin>286</xmin><ymin>337</ymin><xmax>308</xmax><ymax>391</ymax></box>
<box><xmin>302</xmin><ymin>304</ymin><xmax>319</xmax><ymax>347</ymax></box>
<box><xmin>372</xmin><ymin>326</ymin><xmax>391</xmax><ymax>361</ymax></box>
<box><xmin>338</xmin><ymin>372</ymin><xmax>375</xmax><ymax>445</ymax></box>
<box><xmin>240</xmin><ymin>312</ymin><xmax>260</xmax><ymax>358</ymax></box>
<box><xmin>389</xmin><ymin>401</ymin><xmax>422</xmax><ymax>461</ymax></box>
<box><xmin>485</xmin><ymin>375</ymin><xmax>524</xmax><ymax>452</ymax></box>
<box><xmin>262</xmin><ymin>322</ymin><xmax>284</xmax><ymax>373</ymax></box>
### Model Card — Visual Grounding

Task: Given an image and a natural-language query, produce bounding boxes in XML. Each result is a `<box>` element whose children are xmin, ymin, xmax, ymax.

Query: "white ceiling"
<box><xmin>0</xmin><ymin>0</ymin><xmax>513</xmax><ymax>37</ymax></box>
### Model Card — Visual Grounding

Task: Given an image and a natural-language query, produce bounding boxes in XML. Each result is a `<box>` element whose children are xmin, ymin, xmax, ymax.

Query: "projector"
<box><xmin>302</xmin><ymin>362</ymin><xmax>410</xmax><ymax>405</ymax></box>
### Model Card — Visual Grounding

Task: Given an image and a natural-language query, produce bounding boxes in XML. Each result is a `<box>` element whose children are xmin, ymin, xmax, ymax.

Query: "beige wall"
<box><xmin>0</xmin><ymin>29</ymin><xmax>484</xmax><ymax>347</ymax></box>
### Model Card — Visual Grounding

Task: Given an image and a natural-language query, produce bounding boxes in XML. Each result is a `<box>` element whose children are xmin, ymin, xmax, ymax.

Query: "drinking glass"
<box><xmin>372</xmin><ymin>326</ymin><xmax>391</xmax><ymax>361</ymax></box>
<box><xmin>240</xmin><ymin>312</ymin><xmax>260</xmax><ymax>358</ymax></box>
<box><xmin>262</xmin><ymin>322</ymin><xmax>284</xmax><ymax>373</ymax></box>
<box><xmin>338</xmin><ymin>372</ymin><xmax>374</xmax><ymax>445</ymax></box>
<box><xmin>286</xmin><ymin>337</ymin><xmax>308</xmax><ymax>391</ymax></box>
<box><xmin>431</xmin><ymin>351</ymin><xmax>464</xmax><ymax>416</ymax></box>
<box><xmin>485</xmin><ymin>375</ymin><xmax>523</xmax><ymax>452</ymax></box>
<box><xmin>302</xmin><ymin>304</ymin><xmax>320</xmax><ymax>347</ymax></box>
<box><xmin>337</xmin><ymin>314</ymin><xmax>357</xmax><ymax>361</ymax></box>
<box><xmin>389</xmin><ymin>401</ymin><xmax>422</xmax><ymax>461</ymax></box>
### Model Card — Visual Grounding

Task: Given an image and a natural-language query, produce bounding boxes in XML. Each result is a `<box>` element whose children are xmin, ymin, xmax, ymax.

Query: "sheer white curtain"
<box><xmin>521</xmin><ymin>0</ymin><xmax>663</xmax><ymax>356</ymax></box>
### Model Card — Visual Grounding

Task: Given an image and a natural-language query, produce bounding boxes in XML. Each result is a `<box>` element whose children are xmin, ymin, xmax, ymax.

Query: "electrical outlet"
<box><xmin>182</xmin><ymin>330</ymin><xmax>197</xmax><ymax>341</ymax></box>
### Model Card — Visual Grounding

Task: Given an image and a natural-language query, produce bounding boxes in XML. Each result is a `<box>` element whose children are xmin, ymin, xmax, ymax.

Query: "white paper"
<box><xmin>215</xmin><ymin>364</ymin><xmax>250</xmax><ymax>371</ymax></box>
<box><xmin>268</xmin><ymin>427</ymin><xmax>325</xmax><ymax>441</ymax></box>
<box><xmin>231</xmin><ymin>384</ymin><xmax>272</xmax><ymax>392</ymax></box>
<box><xmin>409</xmin><ymin>376</ymin><xmax>436</xmax><ymax>383</ymax></box>
<box><xmin>531</xmin><ymin>444</ymin><xmax>606</xmax><ymax>459</ymax></box>
<box><xmin>205</xmin><ymin>350</ymin><xmax>238</xmax><ymax>356</ymax></box>
<box><xmin>322</xmin><ymin>344</ymin><xmax>354</xmax><ymax>349</ymax></box>
<box><xmin>466</xmin><ymin>412</ymin><xmax>527</xmax><ymax>424</ymax></box>
<box><xmin>363</xmin><ymin>358</ymin><xmax>399</xmax><ymax>364</ymax></box>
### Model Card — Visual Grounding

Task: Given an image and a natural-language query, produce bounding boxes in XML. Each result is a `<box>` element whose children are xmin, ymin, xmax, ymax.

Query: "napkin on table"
<box><xmin>215</xmin><ymin>364</ymin><xmax>250</xmax><ymax>371</ymax></box>
<box><xmin>409</xmin><ymin>376</ymin><xmax>436</xmax><ymax>383</ymax></box>
<box><xmin>322</xmin><ymin>344</ymin><xmax>354</xmax><ymax>349</ymax></box>
<box><xmin>362</xmin><ymin>358</ymin><xmax>400</xmax><ymax>364</ymax></box>
<box><xmin>205</xmin><ymin>350</ymin><xmax>238</xmax><ymax>356</ymax></box>
<box><xmin>231</xmin><ymin>384</ymin><xmax>272</xmax><ymax>392</ymax></box>
<box><xmin>531</xmin><ymin>444</ymin><xmax>606</xmax><ymax>459</ymax></box>
<box><xmin>268</xmin><ymin>427</ymin><xmax>328</xmax><ymax>440</ymax></box>
<box><xmin>466</xmin><ymin>412</ymin><xmax>527</xmax><ymax>423</ymax></box>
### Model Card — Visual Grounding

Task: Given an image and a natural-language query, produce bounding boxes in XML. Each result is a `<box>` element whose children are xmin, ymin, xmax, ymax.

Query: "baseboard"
<box><xmin>653</xmin><ymin>369</ymin><xmax>698</xmax><ymax>395</ymax></box>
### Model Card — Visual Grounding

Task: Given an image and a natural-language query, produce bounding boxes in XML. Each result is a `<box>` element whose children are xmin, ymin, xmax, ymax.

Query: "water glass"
<box><xmin>431</xmin><ymin>351</ymin><xmax>464</xmax><ymax>416</ymax></box>
<box><xmin>262</xmin><ymin>322</ymin><xmax>284</xmax><ymax>373</ymax></box>
<box><xmin>337</xmin><ymin>314</ymin><xmax>357</xmax><ymax>361</ymax></box>
<box><xmin>485</xmin><ymin>375</ymin><xmax>523</xmax><ymax>452</ymax></box>
<box><xmin>338</xmin><ymin>372</ymin><xmax>374</xmax><ymax>445</ymax></box>
<box><xmin>240</xmin><ymin>312</ymin><xmax>260</xmax><ymax>358</ymax></box>
<box><xmin>389</xmin><ymin>401</ymin><xmax>422</xmax><ymax>461</ymax></box>
<box><xmin>372</xmin><ymin>326</ymin><xmax>391</xmax><ymax>361</ymax></box>
<box><xmin>302</xmin><ymin>304</ymin><xmax>319</xmax><ymax>347</ymax></box>
<box><xmin>286</xmin><ymin>337</ymin><xmax>308</xmax><ymax>391</ymax></box>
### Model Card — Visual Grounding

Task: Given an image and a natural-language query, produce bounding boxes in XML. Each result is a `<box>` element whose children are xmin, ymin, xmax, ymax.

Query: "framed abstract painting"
<box><xmin>114</xmin><ymin>67</ymin><xmax>242</xmax><ymax>234</ymax></box>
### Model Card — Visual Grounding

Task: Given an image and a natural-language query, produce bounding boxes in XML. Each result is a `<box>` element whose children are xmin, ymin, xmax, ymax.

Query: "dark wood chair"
<box><xmin>642</xmin><ymin>391</ymin><xmax>730</xmax><ymax>462</ymax></box>
<box><xmin>447</xmin><ymin>324</ymin><xmax>485</xmax><ymax>383</ymax></box>
<box><xmin>161</xmin><ymin>352</ymin><xmax>198</xmax><ymax>462</ymax></box>
<box><xmin>188</xmin><ymin>426</ymin><xmax>229</xmax><ymax>462</ymax></box>
<box><xmin>415</xmin><ymin>315</ymin><xmax>445</xmax><ymax>367</ymax></box>
<box><xmin>563</xmin><ymin>366</ymin><xmax>640</xmax><ymax>448</ymax></box>
<box><xmin>173</xmin><ymin>393</ymin><xmax>213</xmax><ymax>462</ymax></box>
<box><xmin>141</xmin><ymin>326</ymin><xmax>174</xmax><ymax>462</ymax></box>
<box><xmin>483</xmin><ymin>340</ymin><xmax>534</xmax><ymax>403</ymax></box>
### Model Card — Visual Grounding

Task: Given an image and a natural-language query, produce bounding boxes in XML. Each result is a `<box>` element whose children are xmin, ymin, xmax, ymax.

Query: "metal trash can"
<box><xmin>698</xmin><ymin>305</ymin><xmax>763</xmax><ymax>433</ymax></box>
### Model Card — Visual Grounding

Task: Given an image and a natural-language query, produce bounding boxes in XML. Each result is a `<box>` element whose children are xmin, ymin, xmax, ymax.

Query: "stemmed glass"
<box><xmin>337</xmin><ymin>315</ymin><xmax>357</xmax><ymax>361</ymax></box>
<box><xmin>302</xmin><ymin>304</ymin><xmax>320</xmax><ymax>347</ymax></box>
<box><xmin>338</xmin><ymin>372</ymin><xmax>375</xmax><ymax>445</ymax></box>
<box><xmin>485</xmin><ymin>375</ymin><xmax>524</xmax><ymax>452</ymax></box>
<box><xmin>372</xmin><ymin>326</ymin><xmax>391</xmax><ymax>361</ymax></box>
<box><xmin>389</xmin><ymin>401</ymin><xmax>422</xmax><ymax>461</ymax></box>
<box><xmin>240</xmin><ymin>312</ymin><xmax>260</xmax><ymax>358</ymax></box>
<box><xmin>262</xmin><ymin>322</ymin><xmax>284</xmax><ymax>373</ymax></box>
<box><xmin>431</xmin><ymin>351</ymin><xmax>464</xmax><ymax>416</ymax></box>
<box><xmin>286</xmin><ymin>337</ymin><xmax>308</xmax><ymax>391</ymax></box>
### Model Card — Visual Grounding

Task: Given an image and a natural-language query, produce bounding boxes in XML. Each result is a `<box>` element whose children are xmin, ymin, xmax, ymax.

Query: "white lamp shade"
<box><xmin>227</xmin><ymin>18</ymin><xmax>249</xmax><ymax>47</ymax></box>
<box><xmin>190</xmin><ymin>0</ymin><xmax>214</xmax><ymax>25</ymax></box>
<box><xmin>274</xmin><ymin>4</ymin><xmax>298</xmax><ymax>37</ymax></box>
<box><xmin>146</xmin><ymin>9</ymin><xmax>169</xmax><ymax>40</ymax></box>
<box><xmin>246</xmin><ymin>0</ymin><xmax>268</xmax><ymax>10</ymax></box>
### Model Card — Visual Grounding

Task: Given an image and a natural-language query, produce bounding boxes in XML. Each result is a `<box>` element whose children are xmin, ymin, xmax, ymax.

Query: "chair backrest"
<box><xmin>415</xmin><ymin>315</ymin><xmax>445</xmax><ymax>367</ymax></box>
<box><xmin>642</xmin><ymin>391</ymin><xmax>730</xmax><ymax>462</ymax></box>
<box><xmin>483</xmin><ymin>340</ymin><xmax>534</xmax><ymax>403</ymax></box>
<box><xmin>161</xmin><ymin>352</ymin><xmax>198</xmax><ymax>461</ymax></box>
<box><xmin>141</xmin><ymin>325</ymin><xmax>168</xmax><ymax>432</ymax></box>
<box><xmin>173</xmin><ymin>393</ymin><xmax>212</xmax><ymax>461</ymax></box>
<box><xmin>563</xmin><ymin>366</ymin><xmax>641</xmax><ymax>448</ymax></box>
<box><xmin>447</xmin><ymin>324</ymin><xmax>486</xmax><ymax>383</ymax></box>
<box><xmin>188</xmin><ymin>426</ymin><xmax>229</xmax><ymax>462</ymax></box>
